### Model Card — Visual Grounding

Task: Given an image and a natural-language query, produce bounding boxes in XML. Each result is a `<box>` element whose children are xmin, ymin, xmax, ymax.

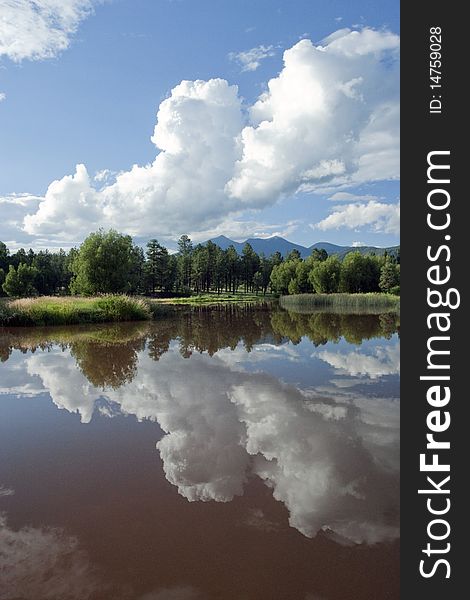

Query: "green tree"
<box><xmin>310</xmin><ymin>248</ymin><xmax>328</xmax><ymax>262</ymax></box>
<box><xmin>129</xmin><ymin>246</ymin><xmax>146</xmax><ymax>293</ymax></box>
<box><xmin>225</xmin><ymin>245</ymin><xmax>240</xmax><ymax>293</ymax></box>
<box><xmin>379</xmin><ymin>258</ymin><xmax>400</xmax><ymax>293</ymax></box>
<box><xmin>294</xmin><ymin>259</ymin><xmax>314</xmax><ymax>293</ymax></box>
<box><xmin>145</xmin><ymin>239</ymin><xmax>170</xmax><ymax>294</ymax></box>
<box><xmin>286</xmin><ymin>249</ymin><xmax>301</xmax><ymax>261</ymax></box>
<box><xmin>339</xmin><ymin>252</ymin><xmax>381</xmax><ymax>293</ymax></box>
<box><xmin>52</xmin><ymin>249</ymin><xmax>73</xmax><ymax>294</ymax></box>
<box><xmin>214</xmin><ymin>245</ymin><xmax>227</xmax><ymax>293</ymax></box>
<box><xmin>70</xmin><ymin>229</ymin><xmax>140</xmax><ymax>295</ymax></box>
<box><xmin>270</xmin><ymin>260</ymin><xmax>298</xmax><ymax>295</ymax></box>
<box><xmin>10</xmin><ymin>248</ymin><xmax>27</xmax><ymax>269</ymax></box>
<box><xmin>0</xmin><ymin>241</ymin><xmax>9</xmax><ymax>273</ymax></box>
<box><xmin>288</xmin><ymin>277</ymin><xmax>300</xmax><ymax>294</ymax></box>
<box><xmin>2</xmin><ymin>263</ymin><xmax>38</xmax><ymax>297</ymax></box>
<box><xmin>205</xmin><ymin>240</ymin><xmax>218</xmax><ymax>292</ymax></box>
<box><xmin>256</xmin><ymin>254</ymin><xmax>274</xmax><ymax>295</ymax></box>
<box><xmin>32</xmin><ymin>251</ymin><xmax>56</xmax><ymax>295</ymax></box>
<box><xmin>271</xmin><ymin>251</ymin><xmax>283</xmax><ymax>267</ymax></box>
<box><xmin>252</xmin><ymin>271</ymin><xmax>263</xmax><ymax>294</ymax></box>
<box><xmin>177</xmin><ymin>234</ymin><xmax>193</xmax><ymax>291</ymax></box>
<box><xmin>166</xmin><ymin>254</ymin><xmax>178</xmax><ymax>292</ymax></box>
<box><xmin>309</xmin><ymin>256</ymin><xmax>341</xmax><ymax>293</ymax></box>
<box><xmin>191</xmin><ymin>244</ymin><xmax>207</xmax><ymax>293</ymax></box>
<box><xmin>242</xmin><ymin>243</ymin><xmax>260</xmax><ymax>292</ymax></box>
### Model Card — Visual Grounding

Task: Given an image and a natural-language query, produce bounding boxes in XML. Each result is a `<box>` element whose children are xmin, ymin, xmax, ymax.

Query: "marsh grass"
<box><xmin>279</xmin><ymin>293</ymin><xmax>400</xmax><ymax>315</ymax></box>
<box><xmin>150</xmin><ymin>292</ymin><xmax>276</xmax><ymax>306</ymax></box>
<box><xmin>0</xmin><ymin>295</ymin><xmax>152</xmax><ymax>326</ymax></box>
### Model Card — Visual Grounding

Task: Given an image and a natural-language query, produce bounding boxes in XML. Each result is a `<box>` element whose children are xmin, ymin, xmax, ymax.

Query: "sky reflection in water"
<box><xmin>0</xmin><ymin>306</ymin><xmax>400</xmax><ymax>600</ymax></box>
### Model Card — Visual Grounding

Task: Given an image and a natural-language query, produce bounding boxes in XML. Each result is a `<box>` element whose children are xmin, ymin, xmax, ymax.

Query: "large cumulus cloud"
<box><xmin>24</xmin><ymin>79</ymin><xmax>244</xmax><ymax>239</ymax></box>
<box><xmin>20</xmin><ymin>28</ymin><xmax>399</xmax><ymax>242</ymax></box>
<box><xmin>227</xmin><ymin>29</ymin><xmax>399</xmax><ymax>203</ymax></box>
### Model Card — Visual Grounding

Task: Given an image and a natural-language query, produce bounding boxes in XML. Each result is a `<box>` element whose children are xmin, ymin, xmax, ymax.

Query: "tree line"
<box><xmin>0</xmin><ymin>229</ymin><xmax>400</xmax><ymax>298</ymax></box>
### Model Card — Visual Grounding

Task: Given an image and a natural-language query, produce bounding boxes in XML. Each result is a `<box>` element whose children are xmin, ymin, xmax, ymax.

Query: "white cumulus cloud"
<box><xmin>19</xmin><ymin>28</ymin><xmax>399</xmax><ymax>243</ymax></box>
<box><xmin>313</xmin><ymin>200</ymin><xmax>400</xmax><ymax>235</ymax></box>
<box><xmin>226</xmin><ymin>28</ymin><xmax>399</xmax><ymax>204</ymax></box>
<box><xmin>0</xmin><ymin>0</ymin><xmax>96</xmax><ymax>62</ymax></box>
<box><xmin>24</xmin><ymin>79</ymin><xmax>244</xmax><ymax>240</ymax></box>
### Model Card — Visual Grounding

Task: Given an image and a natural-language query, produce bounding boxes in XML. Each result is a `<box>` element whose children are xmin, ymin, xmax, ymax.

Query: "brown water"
<box><xmin>0</xmin><ymin>305</ymin><xmax>400</xmax><ymax>600</ymax></box>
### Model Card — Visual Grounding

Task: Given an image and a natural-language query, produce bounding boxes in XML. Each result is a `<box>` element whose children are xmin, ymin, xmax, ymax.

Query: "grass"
<box><xmin>279</xmin><ymin>293</ymin><xmax>400</xmax><ymax>314</ymax></box>
<box><xmin>0</xmin><ymin>291</ymin><xmax>275</xmax><ymax>326</ymax></box>
<box><xmin>150</xmin><ymin>292</ymin><xmax>276</xmax><ymax>306</ymax></box>
<box><xmin>0</xmin><ymin>295</ymin><xmax>153</xmax><ymax>327</ymax></box>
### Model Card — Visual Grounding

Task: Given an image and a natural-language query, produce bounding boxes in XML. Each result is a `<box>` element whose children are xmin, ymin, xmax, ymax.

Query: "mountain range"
<box><xmin>207</xmin><ymin>235</ymin><xmax>399</xmax><ymax>260</ymax></box>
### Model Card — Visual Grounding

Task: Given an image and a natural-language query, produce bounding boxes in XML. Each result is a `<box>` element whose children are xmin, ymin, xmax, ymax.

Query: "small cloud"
<box><xmin>328</xmin><ymin>192</ymin><xmax>380</xmax><ymax>202</ymax></box>
<box><xmin>245</xmin><ymin>26</ymin><xmax>256</xmax><ymax>33</ymax></box>
<box><xmin>335</xmin><ymin>17</ymin><xmax>344</xmax><ymax>22</ymax></box>
<box><xmin>229</xmin><ymin>44</ymin><xmax>276</xmax><ymax>72</ymax></box>
<box><xmin>0</xmin><ymin>486</ymin><xmax>15</xmax><ymax>497</ymax></box>
<box><xmin>0</xmin><ymin>92</ymin><xmax>6</xmax><ymax>102</ymax></box>
<box><xmin>352</xmin><ymin>241</ymin><xmax>365</xmax><ymax>247</ymax></box>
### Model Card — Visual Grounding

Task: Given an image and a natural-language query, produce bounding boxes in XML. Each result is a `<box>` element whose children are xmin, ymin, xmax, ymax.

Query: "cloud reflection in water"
<box><xmin>1</xmin><ymin>331</ymin><xmax>400</xmax><ymax>545</ymax></box>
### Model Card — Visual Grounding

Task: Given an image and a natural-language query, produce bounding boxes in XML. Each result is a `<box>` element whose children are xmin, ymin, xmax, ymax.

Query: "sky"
<box><xmin>0</xmin><ymin>0</ymin><xmax>399</xmax><ymax>251</ymax></box>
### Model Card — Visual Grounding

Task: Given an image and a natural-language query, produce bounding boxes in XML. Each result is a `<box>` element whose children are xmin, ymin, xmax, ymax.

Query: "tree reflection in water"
<box><xmin>0</xmin><ymin>305</ymin><xmax>399</xmax><ymax>389</ymax></box>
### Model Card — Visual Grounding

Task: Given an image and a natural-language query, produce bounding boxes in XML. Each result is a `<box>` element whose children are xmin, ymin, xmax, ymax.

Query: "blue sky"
<box><xmin>0</xmin><ymin>0</ymin><xmax>399</xmax><ymax>250</ymax></box>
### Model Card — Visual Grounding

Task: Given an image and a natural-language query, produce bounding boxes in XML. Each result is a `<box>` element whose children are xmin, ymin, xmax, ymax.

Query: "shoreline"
<box><xmin>1</xmin><ymin>292</ymin><xmax>399</xmax><ymax>327</ymax></box>
<box><xmin>0</xmin><ymin>294</ymin><xmax>274</xmax><ymax>327</ymax></box>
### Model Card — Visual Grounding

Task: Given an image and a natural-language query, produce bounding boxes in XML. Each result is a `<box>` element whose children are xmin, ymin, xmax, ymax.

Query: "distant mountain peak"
<box><xmin>206</xmin><ymin>235</ymin><xmax>398</xmax><ymax>259</ymax></box>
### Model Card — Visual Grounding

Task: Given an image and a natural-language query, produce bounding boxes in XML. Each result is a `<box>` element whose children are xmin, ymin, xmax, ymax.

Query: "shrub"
<box><xmin>94</xmin><ymin>295</ymin><xmax>151</xmax><ymax>321</ymax></box>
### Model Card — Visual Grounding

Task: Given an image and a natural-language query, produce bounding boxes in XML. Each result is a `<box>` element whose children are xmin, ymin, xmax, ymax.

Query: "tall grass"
<box><xmin>279</xmin><ymin>293</ymin><xmax>400</xmax><ymax>314</ymax></box>
<box><xmin>0</xmin><ymin>295</ymin><xmax>152</xmax><ymax>326</ymax></box>
<box><xmin>149</xmin><ymin>292</ymin><xmax>275</xmax><ymax>306</ymax></box>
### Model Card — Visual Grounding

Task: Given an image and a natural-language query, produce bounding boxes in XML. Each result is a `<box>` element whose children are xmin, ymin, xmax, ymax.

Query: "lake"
<box><xmin>0</xmin><ymin>304</ymin><xmax>400</xmax><ymax>600</ymax></box>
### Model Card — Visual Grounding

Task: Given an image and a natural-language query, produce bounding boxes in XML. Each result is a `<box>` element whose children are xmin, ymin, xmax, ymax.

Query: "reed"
<box><xmin>279</xmin><ymin>293</ymin><xmax>400</xmax><ymax>314</ymax></box>
<box><xmin>150</xmin><ymin>292</ymin><xmax>275</xmax><ymax>306</ymax></box>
